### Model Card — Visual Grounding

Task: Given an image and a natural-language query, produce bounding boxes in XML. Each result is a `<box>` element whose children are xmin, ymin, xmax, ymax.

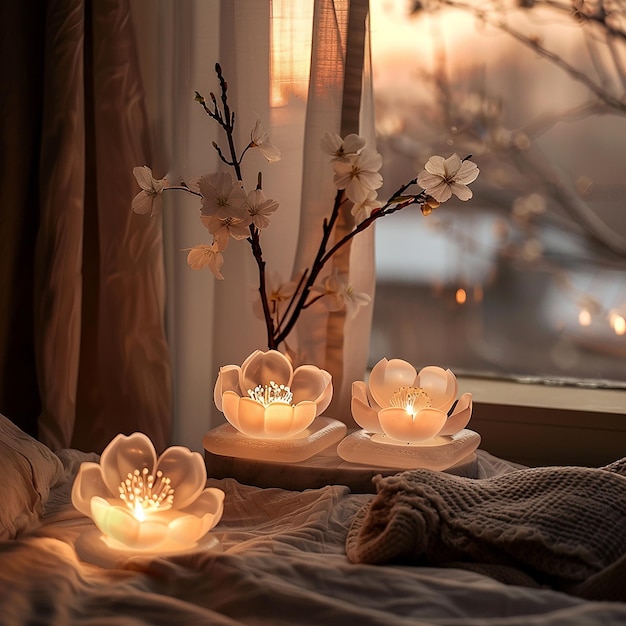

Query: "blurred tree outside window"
<box><xmin>370</xmin><ymin>0</ymin><xmax>626</xmax><ymax>388</ymax></box>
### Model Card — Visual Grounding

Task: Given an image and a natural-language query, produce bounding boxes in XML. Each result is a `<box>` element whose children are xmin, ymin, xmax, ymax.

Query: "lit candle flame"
<box><xmin>134</xmin><ymin>500</ymin><xmax>145</xmax><ymax>522</ymax></box>
<box><xmin>247</xmin><ymin>381</ymin><xmax>294</xmax><ymax>407</ymax></box>
<box><xmin>389</xmin><ymin>386</ymin><xmax>431</xmax><ymax>418</ymax></box>
<box><xmin>118</xmin><ymin>467</ymin><xmax>174</xmax><ymax>521</ymax></box>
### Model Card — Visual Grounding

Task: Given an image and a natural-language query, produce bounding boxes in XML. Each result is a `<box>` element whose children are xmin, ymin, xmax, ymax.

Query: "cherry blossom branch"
<box><xmin>275</xmin><ymin>269</ymin><xmax>308</xmax><ymax>332</ymax></box>
<box><xmin>195</xmin><ymin>63</ymin><xmax>244</xmax><ymax>180</ymax></box>
<box><xmin>273</xmin><ymin>182</ymin><xmax>432</xmax><ymax>347</ymax></box>
<box><xmin>133</xmin><ymin>65</ymin><xmax>479</xmax><ymax>354</ymax></box>
<box><xmin>163</xmin><ymin>185</ymin><xmax>202</xmax><ymax>198</ymax></box>
<box><xmin>542</xmin><ymin>0</ymin><xmax>626</xmax><ymax>41</ymax></box>
<box><xmin>248</xmin><ymin>226</ymin><xmax>276</xmax><ymax>348</ymax></box>
<box><xmin>320</xmin><ymin>184</ymin><xmax>426</xmax><ymax>267</ymax></box>
<box><xmin>197</xmin><ymin>64</ymin><xmax>278</xmax><ymax>341</ymax></box>
<box><xmin>273</xmin><ymin>190</ymin><xmax>346</xmax><ymax>347</ymax></box>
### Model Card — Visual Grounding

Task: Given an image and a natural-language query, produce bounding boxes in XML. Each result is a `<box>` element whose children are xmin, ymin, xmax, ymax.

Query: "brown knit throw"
<box><xmin>346</xmin><ymin>458</ymin><xmax>626</xmax><ymax>601</ymax></box>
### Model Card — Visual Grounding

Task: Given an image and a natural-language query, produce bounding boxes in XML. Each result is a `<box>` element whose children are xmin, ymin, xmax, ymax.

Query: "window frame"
<box><xmin>459</xmin><ymin>377</ymin><xmax>626</xmax><ymax>467</ymax></box>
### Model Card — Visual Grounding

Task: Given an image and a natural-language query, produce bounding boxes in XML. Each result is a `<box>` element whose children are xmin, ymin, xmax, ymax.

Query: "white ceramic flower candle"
<box><xmin>214</xmin><ymin>349</ymin><xmax>333</xmax><ymax>439</ymax></box>
<box><xmin>351</xmin><ymin>358</ymin><xmax>472</xmax><ymax>444</ymax></box>
<box><xmin>72</xmin><ymin>432</ymin><xmax>224</xmax><ymax>551</ymax></box>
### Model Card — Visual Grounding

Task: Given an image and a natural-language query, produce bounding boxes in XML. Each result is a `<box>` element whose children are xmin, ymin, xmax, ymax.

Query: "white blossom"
<box><xmin>315</xmin><ymin>271</ymin><xmax>371</xmax><ymax>319</ymax></box>
<box><xmin>201</xmin><ymin>212</ymin><xmax>251</xmax><ymax>251</ymax></box>
<box><xmin>198</xmin><ymin>172</ymin><xmax>247</xmax><ymax>218</ymax></box>
<box><xmin>252</xmin><ymin>271</ymin><xmax>296</xmax><ymax>321</ymax></box>
<box><xmin>320</xmin><ymin>132</ymin><xmax>366</xmax><ymax>162</ymax></box>
<box><xmin>250</xmin><ymin>116</ymin><xmax>281</xmax><ymax>163</ymax></box>
<box><xmin>187</xmin><ymin>243</ymin><xmax>225</xmax><ymax>279</ymax></box>
<box><xmin>351</xmin><ymin>189</ymin><xmax>383</xmax><ymax>223</ymax></box>
<box><xmin>245</xmin><ymin>189</ymin><xmax>279</xmax><ymax>229</ymax></box>
<box><xmin>132</xmin><ymin>166</ymin><xmax>167</xmax><ymax>216</ymax></box>
<box><xmin>332</xmin><ymin>148</ymin><xmax>383</xmax><ymax>204</ymax></box>
<box><xmin>417</xmin><ymin>154</ymin><xmax>479</xmax><ymax>203</ymax></box>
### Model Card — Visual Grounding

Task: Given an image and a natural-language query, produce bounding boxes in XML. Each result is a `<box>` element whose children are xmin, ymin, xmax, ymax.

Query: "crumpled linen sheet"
<box><xmin>1</xmin><ymin>449</ymin><xmax>626</xmax><ymax>626</ymax></box>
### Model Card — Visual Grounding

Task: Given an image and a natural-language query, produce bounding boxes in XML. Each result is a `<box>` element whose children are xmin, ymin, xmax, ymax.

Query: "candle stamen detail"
<box><xmin>119</xmin><ymin>467</ymin><xmax>174</xmax><ymax>518</ymax></box>
<box><xmin>389</xmin><ymin>386</ymin><xmax>431</xmax><ymax>417</ymax></box>
<box><xmin>247</xmin><ymin>381</ymin><xmax>294</xmax><ymax>407</ymax></box>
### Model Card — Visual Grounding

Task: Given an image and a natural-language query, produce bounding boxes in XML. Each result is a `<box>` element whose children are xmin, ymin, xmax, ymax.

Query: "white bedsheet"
<box><xmin>1</xmin><ymin>449</ymin><xmax>626</xmax><ymax>625</ymax></box>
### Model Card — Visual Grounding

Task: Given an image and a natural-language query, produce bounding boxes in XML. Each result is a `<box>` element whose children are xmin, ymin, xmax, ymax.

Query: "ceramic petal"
<box><xmin>214</xmin><ymin>365</ymin><xmax>242</xmax><ymax>411</ymax></box>
<box><xmin>156</xmin><ymin>446</ymin><xmax>207</xmax><ymax>510</ymax></box>
<box><xmin>378</xmin><ymin>407</ymin><xmax>448</xmax><ymax>443</ymax></box>
<box><xmin>241</xmin><ymin>349</ymin><xmax>293</xmax><ymax>392</ymax></box>
<box><xmin>100</xmin><ymin>432</ymin><xmax>157</xmax><ymax>497</ymax></box>
<box><xmin>416</xmin><ymin>366</ymin><xmax>458</xmax><ymax>411</ymax></box>
<box><xmin>438</xmin><ymin>392</ymin><xmax>473</xmax><ymax>436</ymax></box>
<box><xmin>368</xmin><ymin>358</ymin><xmax>418</xmax><ymax>408</ymax></box>
<box><xmin>291</xmin><ymin>366</ymin><xmax>332</xmax><ymax>414</ymax></box>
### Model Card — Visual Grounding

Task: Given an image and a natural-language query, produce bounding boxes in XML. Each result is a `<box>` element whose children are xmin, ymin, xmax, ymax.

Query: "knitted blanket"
<box><xmin>346</xmin><ymin>458</ymin><xmax>626</xmax><ymax>601</ymax></box>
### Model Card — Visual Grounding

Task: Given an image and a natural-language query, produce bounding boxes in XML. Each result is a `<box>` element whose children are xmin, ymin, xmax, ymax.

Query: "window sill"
<box><xmin>457</xmin><ymin>377</ymin><xmax>626</xmax><ymax>468</ymax></box>
<box><xmin>458</xmin><ymin>376</ymin><xmax>626</xmax><ymax>414</ymax></box>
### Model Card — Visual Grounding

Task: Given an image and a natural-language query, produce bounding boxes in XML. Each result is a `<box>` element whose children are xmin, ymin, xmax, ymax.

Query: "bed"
<box><xmin>2</xmin><ymin>412</ymin><xmax>626</xmax><ymax>625</ymax></box>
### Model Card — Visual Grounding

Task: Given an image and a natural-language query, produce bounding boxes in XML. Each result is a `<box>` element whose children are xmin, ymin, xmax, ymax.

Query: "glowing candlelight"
<box><xmin>214</xmin><ymin>350</ymin><xmax>333</xmax><ymax>439</ymax></box>
<box><xmin>72</xmin><ymin>433</ymin><xmax>224</xmax><ymax>551</ymax></box>
<box><xmin>118</xmin><ymin>467</ymin><xmax>174</xmax><ymax>523</ymax></box>
<box><xmin>351</xmin><ymin>358</ymin><xmax>473</xmax><ymax>444</ymax></box>
<box><xmin>389</xmin><ymin>386</ymin><xmax>432</xmax><ymax>418</ymax></box>
<box><xmin>340</xmin><ymin>358</ymin><xmax>479</xmax><ymax>470</ymax></box>
<box><xmin>247</xmin><ymin>381</ymin><xmax>294</xmax><ymax>407</ymax></box>
<box><xmin>133</xmin><ymin>500</ymin><xmax>145</xmax><ymax>522</ymax></box>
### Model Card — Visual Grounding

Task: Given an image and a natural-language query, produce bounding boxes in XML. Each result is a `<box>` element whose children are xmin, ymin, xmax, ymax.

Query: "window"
<box><xmin>369</xmin><ymin>0</ymin><xmax>626</xmax><ymax>391</ymax></box>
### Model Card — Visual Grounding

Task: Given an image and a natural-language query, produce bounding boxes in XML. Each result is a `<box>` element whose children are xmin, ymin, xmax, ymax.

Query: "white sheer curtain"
<box><xmin>132</xmin><ymin>0</ymin><xmax>374</xmax><ymax>451</ymax></box>
<box><xmin>291</xmin><ymin>0</ymin><xmax>375</xmax><ymax>417</ymax></box>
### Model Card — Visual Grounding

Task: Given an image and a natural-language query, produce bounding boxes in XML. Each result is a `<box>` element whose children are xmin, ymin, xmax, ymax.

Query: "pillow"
<box><xmin>0</xmin><ymin>413</ymin><xmax>64</xmax><ymax>539</ymax></box>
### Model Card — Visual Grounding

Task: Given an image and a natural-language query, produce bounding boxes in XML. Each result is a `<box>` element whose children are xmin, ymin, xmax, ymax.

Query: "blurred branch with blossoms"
<box><xmin>132</xmin><ymin>63</ymin><xmax>479</xmax><ymax>354</ymax></box>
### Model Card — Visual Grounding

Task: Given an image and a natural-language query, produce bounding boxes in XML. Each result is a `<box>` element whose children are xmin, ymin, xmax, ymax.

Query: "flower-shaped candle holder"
<box><xmin>72</xmin><ymin>432</ymin><xmax>224</xmax><ymax>553</ymax></box>
<box><xmin>206</xmin><ymin>350</ymin><xmax>346</xmax><ymax>463</ymax></box>
<box><xmin>337</xmin><ymin>358</ymin><xmax>480</xmax><ymax>470</ymax></box>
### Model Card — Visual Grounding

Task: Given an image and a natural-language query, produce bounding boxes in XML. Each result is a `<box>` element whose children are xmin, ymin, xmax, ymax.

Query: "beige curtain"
<box><xmin>0</xmin><ymin>0</ymin><xmax>171</xmax><ymax>453</ymax></box>
<box><xmin>0</xmin><ymin>0</ymin><xmax>373</xmax><ymax>451</ymax></box>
